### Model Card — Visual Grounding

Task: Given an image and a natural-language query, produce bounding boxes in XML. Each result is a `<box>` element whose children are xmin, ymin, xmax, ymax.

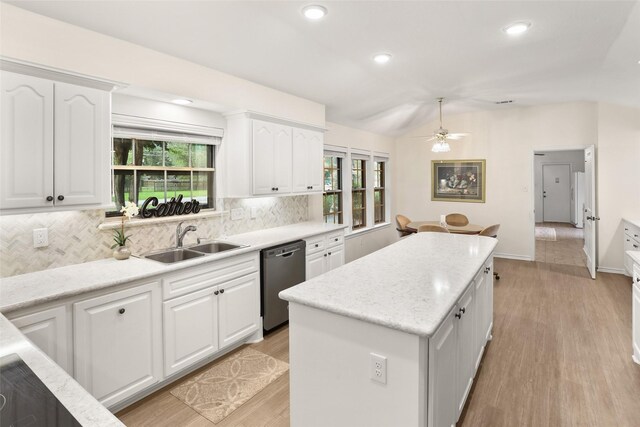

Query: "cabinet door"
<box><xmin>218</xmin><ymin>272</ymin><xmax>260</xmax><ymax>348</ymax></box>
<box><xmin>10</xmin><ymin>306</ymin><xmax>70</xmax><ymax>374</ymax></box>
<box><xmin>74</xmin><ymin>282</ymin><xmax>162</xmax><ymax>408</ymax></box>
<box><xmin>252</xmin><ymin>120</ymin><xmax>276</xmax><ymax>195</ymax></box>
<box><xmin>0</xmin><ymin>71</ymin><xmax>54</xmax><ymax>209</ymax></box>
<box><xmin>292</xmin><ymin>128</ymin><xmax>310</xmax><ymax>193</ymax></box>
<box><xmin>306</xmin><ymin>130</ymin><xmax>324</xmax><ymax>191</ymax></box>
<box><xmin>484</xmin><ymin>259</ymin><xmax>494</xmax><ymax>342</ymax></box>
<box><xmin>327</xmin><ymin>245</ymin><xmax>345</xmax><ymax>271</ymax></box>
<box><xmin>624</xmin><ymin>233</ymin><xmax>636</xmax><ymax>276</ymax></box>
<box><xmin>633</xmin><ymin>272</ymin><xmax>640</xmax><ymax>364</ymax></box>
<box><xmin>273</xmin><ymin>124</ymin><xmax>292</xmax><ymax>193</ymax></box>
<box><xmin>473</xmin><ymin>270</ymin><xmax>487</xmax><ymax>372</ymax></box>
<box><xmin>54</xmin><ymin>82</ymin><xmax>110</xmax><ymax>206</ymax></box>
<box><xmin>306</xmin><ymin>251</ymin><xmax>326</xmax><ymax>280</ymax></box>
<box><xmin>163</xmin><ymin>287</ymin><xmax>219</xmax><ymax>377</ymax></box>
<box><xmin>456</xmin><ymin>285</ymin><xmax>475</xmax><ymax>417</ymax></box>
<box><xmin>428</xmin><ymin>308</ymin><xmax>457</xmax><ymax>427</ymax></box>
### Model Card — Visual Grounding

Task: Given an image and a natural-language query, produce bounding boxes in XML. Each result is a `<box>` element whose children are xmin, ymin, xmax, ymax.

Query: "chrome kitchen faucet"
<box><xmin>176</xmin><ymin>222</ymin><xmax>197</xmax><ymax>248</ymax></box>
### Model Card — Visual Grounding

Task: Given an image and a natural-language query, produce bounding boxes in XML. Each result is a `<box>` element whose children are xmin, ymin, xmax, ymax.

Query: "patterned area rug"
<box><xmin>170</xmin><ymin>347</ymin><xmax>288</xmax><ymax>424</ymax></box>
<box><xmin>535</xmin><ymin>227</ymin><xmax>557</xmax><ymax>241</ymax></box>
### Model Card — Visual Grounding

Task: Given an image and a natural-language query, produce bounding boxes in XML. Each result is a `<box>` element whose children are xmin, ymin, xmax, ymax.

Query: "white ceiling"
<box><xmin>8</xmin><ymin>1</ymin><xmax>640</xmax><ymax>136</ymax></box>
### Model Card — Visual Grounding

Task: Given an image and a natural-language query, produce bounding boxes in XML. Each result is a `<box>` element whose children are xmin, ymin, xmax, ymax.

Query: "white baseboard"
<box><xmin>494</xmin><ymin>252</ymin><xmax>533</xmax><ymax>261</ymax></box>
<box><xmin>596</xmin><ymin>266</ymin><xmax>626</xmax><ymax>275</ymax></box>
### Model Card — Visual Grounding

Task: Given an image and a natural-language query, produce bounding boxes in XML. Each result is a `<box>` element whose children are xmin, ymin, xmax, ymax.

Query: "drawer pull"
<box><xmin>118</xmin><ymin>308</ymin><xmax>125</xmax><ymax>315</ymax></box>
<box><xmin>214</xmin><ymin>290</ymin><xmax>219</xmax><ymax>295</ymax></box>
<box><xmin>315</xmin><ymin>244</ymin><xmax>319</xmax><ymax>248</ymax></box>
<box><xmin>46</xmin><ymin>196</ymin><xmax>53</xmax><ymax>202</ymax></box>
<box><xmin>455</xmin><ymin>313</ymin><xmax>462</xmax><ymax>319</ymax></box>
<box><xmin>57</xmin><ymin>195</ymin><xmax>64</xmax><ymax>201</ymax></box>
<box><xmin>634</xmin><ymin>245</ymin><xmax>639</xmax><ymax>249</ymax></box>
<box><xmin>220</xmin><ymin>289</ymin><xmax>224</xmax><ymax>294</ymax></box>
<box><xmin>459</xmin><ymin>307</ymin><xmax>466</xmax><ymax>314</ymax></box>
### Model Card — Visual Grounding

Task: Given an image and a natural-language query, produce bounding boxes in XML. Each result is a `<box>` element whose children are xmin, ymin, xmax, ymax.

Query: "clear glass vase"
<box><xmin>113</xmin><ymin>245</ymin><xmax>131</xmax><ymax>260</ymax></box>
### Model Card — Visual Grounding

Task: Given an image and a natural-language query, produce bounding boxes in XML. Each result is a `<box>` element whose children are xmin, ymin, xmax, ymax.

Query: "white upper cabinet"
<box><xmin>292</xmin><ymin>128</ymin><xmax>323</xmax><ymax>193</ymax></box>
<box><xmin>0</xmin><ymin>70</ymin><xmax>111</xmax><ymax>213</ymax></box>
<box><xmin>252</xmin><ymin>119</ymin><xmax>292</xmax><ymax>195</ymax></box>
<box><xmin>0</xmin><ymin>72</ymin><xmax>54</xmax><ymax>209</ymax></box>
<box><xmin>54</xmin><ymin>83</ymin><xmax>110</xmax><ymax>206</ymax></box>
<box><xmin>222</xmin><ymin>112</ymin><xmax>325</xmax><ymax>198</ymax></box>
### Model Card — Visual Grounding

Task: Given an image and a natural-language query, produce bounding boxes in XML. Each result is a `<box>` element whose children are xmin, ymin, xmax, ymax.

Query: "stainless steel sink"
<box><xmin>143</xmin><ymin>248</ymin><xmax>205</xmax><ymax>263</ymax></box>
<box><xmin>188</xmin><ymin>242</ymin><xmax>244</xmax><ymax>254</ymax></box>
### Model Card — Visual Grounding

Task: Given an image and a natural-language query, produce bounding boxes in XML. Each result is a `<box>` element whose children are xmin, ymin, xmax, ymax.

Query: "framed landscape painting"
<box><xmin>431</xmin><ymin>159</ymin><xmax>486</xmax><ymax>203</ymax></box>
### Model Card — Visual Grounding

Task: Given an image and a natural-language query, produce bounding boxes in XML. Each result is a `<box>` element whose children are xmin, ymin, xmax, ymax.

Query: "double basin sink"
<box><xmin>142</xmin><ymin>242</ymin><xmax>247</xmax><ymax>264</ymax></box>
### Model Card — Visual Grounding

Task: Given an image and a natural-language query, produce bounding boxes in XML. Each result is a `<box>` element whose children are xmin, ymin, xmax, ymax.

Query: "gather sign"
<box><xmin>140</xmin><ymin>194</ymin><xmax>202</xmax><ymax>218</ymax></box>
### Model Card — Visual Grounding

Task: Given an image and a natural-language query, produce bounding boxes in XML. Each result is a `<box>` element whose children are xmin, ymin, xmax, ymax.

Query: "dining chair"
<box><xmin>417</xmin><ymin>224</ymin><xmax>450</xmax><ymax>233</ymax></box>
<box><xmin>445</xmin><ymin>213</ymin><xmax>469</xmax><ymax>227</ymax></box>
<box><xmin>396</xmin><ymin>214</ymin><xmax>414</xmax><ymax>237</ymax></box>
<box><xmin>479</xmin><ymin>224</ymin><xmax>501</xmax><ymax>280</ymax></box>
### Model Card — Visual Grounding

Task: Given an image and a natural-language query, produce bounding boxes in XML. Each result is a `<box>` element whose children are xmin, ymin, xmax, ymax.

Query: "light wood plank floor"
<box><xmin>118</xmin><ymin>259</ymin><xmax>640</xmax><ymax>426</ymax></box>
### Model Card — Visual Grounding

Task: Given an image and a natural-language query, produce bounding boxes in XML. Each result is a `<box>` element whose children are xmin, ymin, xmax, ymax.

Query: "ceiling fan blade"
<box><xmin>448</xmin><ymin>132</ymin><xmax>470</xmax><ymax>137</ymax></box>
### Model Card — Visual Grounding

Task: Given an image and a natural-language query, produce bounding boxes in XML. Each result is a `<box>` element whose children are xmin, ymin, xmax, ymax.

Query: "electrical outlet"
<box><xmin>33</xmin><ymin>228</ymin><xmax>48</xmax><ymax>248</ymax></box>
<box><xmin>250</xmin><ymin>206</ymin><xmax>258</xmax><ymax>219</ymax></box>
<box><xmin>230</xmin><ymin>208</ymin><xmax>245</xmax><ymax>221</ymax></box>
<box><xmin>370</xmin><ymin>353</ymin><xmax>387</xmax><ymax>384</ymax></box>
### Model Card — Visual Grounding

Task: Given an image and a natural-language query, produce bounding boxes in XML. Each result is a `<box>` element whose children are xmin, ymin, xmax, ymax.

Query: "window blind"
<box><xmin>112</xmin><ymin>126</ymin><xmax>221</xmax><ymax>146</ymax></box>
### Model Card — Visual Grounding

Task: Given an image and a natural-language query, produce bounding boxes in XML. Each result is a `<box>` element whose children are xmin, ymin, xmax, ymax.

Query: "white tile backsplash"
<box><xmin>0</xmin><ymin>196</ymin><xmax>308</xmax><ymax>278</ymax></box>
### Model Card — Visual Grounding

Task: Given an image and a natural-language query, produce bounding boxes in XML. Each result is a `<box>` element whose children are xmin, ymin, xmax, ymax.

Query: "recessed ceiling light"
<box><xmin>172</xmin><ymin>99</ymin><xmax>193</xmax><ymax>105</ymax></box>
<box><xmin>503</xmin><ymin>21</ymin><xmax>531</xmax><ymax>35</ymax></box>
<box><xmin>373</xmin><ymin>53</ymin><xmax>392</xmax><ymax>64</ymax></box>
<box><xmin>302</xmin><ymin>5</ymin><xmax>327</xmax><ymax>20</ymax></box>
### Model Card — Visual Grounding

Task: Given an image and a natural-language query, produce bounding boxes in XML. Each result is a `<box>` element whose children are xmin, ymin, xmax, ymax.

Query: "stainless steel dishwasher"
<box><xmin>261</xmin><ymin>240</ymin><xmax>306</xmax><ymax>332</ymax></box>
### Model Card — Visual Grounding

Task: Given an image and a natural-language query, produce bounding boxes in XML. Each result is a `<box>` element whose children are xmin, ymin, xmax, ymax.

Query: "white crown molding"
<box><xmin>0</xmin><ymin>56</ymin><xmax>127</xmax><ymax>92</ymax></box>
<box><xmin>224</xmin><ymin>109</ymin><xmax>327</xmax><ymax>133</ymax></box>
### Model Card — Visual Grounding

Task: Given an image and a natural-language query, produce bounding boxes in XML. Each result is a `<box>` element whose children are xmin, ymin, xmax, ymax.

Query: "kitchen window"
<box><xmin>323</xmin><ymin>155</ymin><xmax>343</xmax><ymax>224</ymax></box>
<box><xmin>374</xmin><ymin>160</ymin><xmax>386</xmax><ymax>224</ymax></box>
<box><xmin>351</xmin><ymin>158</ymin><xmax>366</xmax><ymax>230</ymax></box>
<box><xmin>108</xmin><ymin>126</ymin><xmax>218</xmax><ymax>216</ymax></box>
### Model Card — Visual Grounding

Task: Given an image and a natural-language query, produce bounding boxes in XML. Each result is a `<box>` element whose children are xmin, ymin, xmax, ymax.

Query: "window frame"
<box><xmin>109</xmin><ymin>131</ymin><xmax>216</xmax><ymax>217</ymax></box>
<box><xmin>323</xmin><ymin>155</ymin><xmax>344</xmax><ymax>224</ymax></box>
<box><xmin>373</xmin><ymin>160</ymin><xmax>386</xmax><ymax>224</ymax></box>
<box><xmin>351</xmin><ymin>158</ymin><xmax>367</xmax><ymax>230</ymax></box>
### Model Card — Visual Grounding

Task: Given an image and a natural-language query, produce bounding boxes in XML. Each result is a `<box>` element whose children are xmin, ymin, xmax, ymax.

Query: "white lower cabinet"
<box><xmin>163</xmin><ymin>287</ymin><xmax>219</xmax><ymax>377</ymax></box>
<box><xmin>219</xmin><ymin>272</ymin><xmax>260</xmax><ymax>348</ymax></box>
<box><xmin>162</xmin><ymin>257</ymin><xmax>260</xmax><ymax>378</ymax></box>
<box><xmin>9</xmin><ymin>305</ymin><xmax>71</xmax><ymax>374</ymax></box>
<box><xmin>73</xmin><ymin>281</ymin><xmax>162</xmax><ymax>409</ymax></box>
<box><xmin>429</xmin><ymin>255</ymin><xmax>494</xmax><ymax>427</ymax></box>
<box><xmin>633</xmin><ymin>263</ymin><xmax>640</xmax><ymax>365</ymax></box>
<box><xmin>304</xmin><ymin>231</ymin><xmax>345</xmax><ymax>280</ymax></box>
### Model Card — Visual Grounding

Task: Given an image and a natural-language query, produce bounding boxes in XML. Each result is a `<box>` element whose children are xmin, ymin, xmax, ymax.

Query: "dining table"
<box><xmin>406</xmin><ymin>221</ymin><xmax>484</xmax><ymax>235</ymax></box>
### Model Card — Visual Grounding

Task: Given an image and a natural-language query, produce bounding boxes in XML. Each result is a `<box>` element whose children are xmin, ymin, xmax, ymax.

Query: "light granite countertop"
<box><xmin>0</xmin><ymin>313</ymin><xmax>124</xmax><ymax>426</ymax></box>
<box><xmin>280</xmin><ymin>232</ymin><xmax>497</xmax><ymax>338</ymax></box>
<box><xmin>624</xmin><ymin>218</ymin><xmax>640</xmax><ymax>229</ymax></box>
<box><xmin>0</xmin><ymin>222</ymin><xmax>346</xmax><ymax>313</ymax></box>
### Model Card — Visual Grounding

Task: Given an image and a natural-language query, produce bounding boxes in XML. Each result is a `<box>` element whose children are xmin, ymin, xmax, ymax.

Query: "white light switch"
<box><xmin>33</xmin><ymin>228</ymin><xmax>48</xmax><ymax>248</ymax></box>
<box><xmin>250</xmin><ymin>207</ymin><xmax>258</xmax><ymax>219</ymax></box>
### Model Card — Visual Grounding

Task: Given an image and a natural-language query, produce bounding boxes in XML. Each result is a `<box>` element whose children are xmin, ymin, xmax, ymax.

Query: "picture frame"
<box><xmin>431</xmin><ymin>159</ymin><xmax>486</xmax><ymax>203</ymax></box>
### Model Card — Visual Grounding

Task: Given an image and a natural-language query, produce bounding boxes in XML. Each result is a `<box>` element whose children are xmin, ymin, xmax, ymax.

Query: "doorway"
<box><xmin>533</xmin><ymin>149</ymin><xmax>589</xmax><ymax>270</ymax></box>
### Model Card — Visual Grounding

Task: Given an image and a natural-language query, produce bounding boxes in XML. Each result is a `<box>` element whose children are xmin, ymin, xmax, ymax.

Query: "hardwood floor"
<box><xmin>118</xmin><ymin>259</ymin><xmax>640</xmax><ymax>426</ymax></box>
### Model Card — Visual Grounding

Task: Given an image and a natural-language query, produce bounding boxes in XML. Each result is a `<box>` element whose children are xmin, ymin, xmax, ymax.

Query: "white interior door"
<box><xmin>584</xmin><ymin>146</ymin><xmax>597</xmax><ymax>279</ymax></box>
<box><xmin>542</xmin><ymin>164</ymin><xmax>571</xmax><ymax>223</ymax></box>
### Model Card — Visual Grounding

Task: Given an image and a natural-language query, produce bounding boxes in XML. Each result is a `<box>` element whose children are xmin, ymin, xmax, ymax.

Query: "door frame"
<box><xmin>541</xmin><ymin>163</ymin><xmax>572</xmax><ymax>223</ymax></box>
<box><xmin>530</xmin><ymin>147</ymin><xmax>591</xmax><ymax>264</ymax></box>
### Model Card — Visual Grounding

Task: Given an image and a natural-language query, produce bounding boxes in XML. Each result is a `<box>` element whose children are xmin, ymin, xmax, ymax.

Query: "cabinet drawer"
<box><xmin>326</xmin><ymin>232</ymin><xmax>344</xmax><ymax>248</ymax></box>
<box><xmin>163</xmin><ymin>252</ymin><xmax>259</xmax><ymax>300</ymax></box>
<box><xmin>305</xmin><ymin>236</ymin><xmax>325</xmax><ymax>255</ymax></box>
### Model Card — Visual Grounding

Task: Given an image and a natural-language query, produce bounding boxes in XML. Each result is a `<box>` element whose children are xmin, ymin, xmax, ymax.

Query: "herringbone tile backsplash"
<box><xmin>0</xmin><ymin>196</ymin><xmax>308</xmax><ymax>278</ymax></box>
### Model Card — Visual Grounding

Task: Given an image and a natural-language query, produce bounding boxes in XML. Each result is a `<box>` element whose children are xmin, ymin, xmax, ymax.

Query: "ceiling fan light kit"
<box><xmin>424</xmin><ymin>97</ymin><xmax>468</xmax><ymax>153</ymax></box>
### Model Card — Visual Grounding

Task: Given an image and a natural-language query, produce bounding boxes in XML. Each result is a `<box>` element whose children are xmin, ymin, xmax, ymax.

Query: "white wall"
<box><xmin>396</xmin><ymin>102</ymin><xmax>599</xmax><ymax>261</ymax></box>
<box><xmin>597</xmin><ymin>103</ymin><xmax>640</xmax><ymax>272</ymax></box>
<box><xmin>396</xmin><ymin>101</ymin><xmax>639</xmax><ymax>271</ymax></box>
<box><xmin>309</xmin><ymin>122</ymin><xmax>397</xmax><ymax>263</ymax></box>
<box><xmin>534</xmin><ymin>150</ymin><xmax>585</xmax><ymax>223</ymax></box>
<box><xmin>0</xmin><ymin>3</ymin><xmax>325</xmax><ymax>126</ymax></box>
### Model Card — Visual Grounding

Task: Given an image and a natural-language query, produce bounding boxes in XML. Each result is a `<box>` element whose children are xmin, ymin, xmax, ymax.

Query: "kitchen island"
<box><xmin>280</xmin><ymin>232</ymin><xmax>497</xmax><ymax>427</ymax></box>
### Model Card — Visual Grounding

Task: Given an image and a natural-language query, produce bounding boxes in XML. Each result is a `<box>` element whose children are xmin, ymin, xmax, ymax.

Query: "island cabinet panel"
<box><xmin>73</xmin><ymin>281</ymin><xmax>162</xmax><ymax>409</ymax></box>
<box><xmin>428</xmin><ymin>307</ymin><xmax>458</xmax><ymax>427</ymax></box>
<box><xmin>288</xmin><ymin>303</ymin><xmax>424</xmax><ymax>427</ymax></box>
<box><xmin>455</xmin><ymin>285</ymin><xmax>476</xmax><ymax>417</ymax></box>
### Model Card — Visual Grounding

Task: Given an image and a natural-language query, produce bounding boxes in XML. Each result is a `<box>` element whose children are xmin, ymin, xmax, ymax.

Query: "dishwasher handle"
<box><xmin>276</xmin><ymin>248</ymin><xmax>301</xmax><ymax>257</ymax></box>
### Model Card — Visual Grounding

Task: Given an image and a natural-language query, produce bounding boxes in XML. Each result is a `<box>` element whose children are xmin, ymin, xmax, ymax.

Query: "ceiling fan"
<box><xmin>420</xmin><ymin>98</ymin><xmax>469</xmax><ymax>153</ymax></box>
